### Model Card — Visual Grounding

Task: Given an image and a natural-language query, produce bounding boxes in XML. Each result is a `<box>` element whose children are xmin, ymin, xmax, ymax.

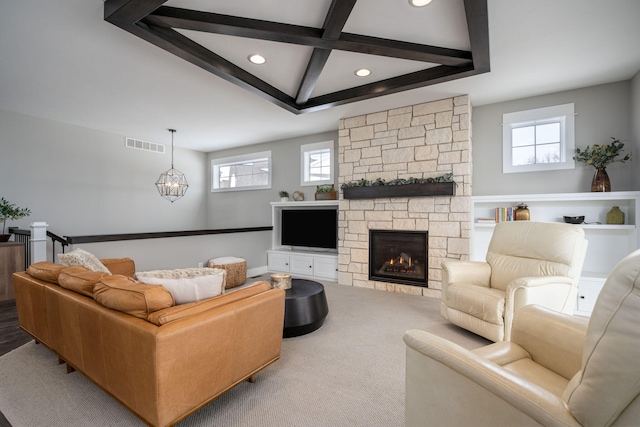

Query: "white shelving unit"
<box><xmin>268</xmin><ymin>200</ymin><xmax>339</xmax><ymax>281</ymax></box>
<box><xmin>471</xmin><ymin>191</ymin><xmax>640</xmax><ymax>316</ymax></box>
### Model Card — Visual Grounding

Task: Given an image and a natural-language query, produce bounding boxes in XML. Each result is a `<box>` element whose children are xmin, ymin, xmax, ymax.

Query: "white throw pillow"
<box><xmin>57</xmin><ymin>248</ymin><xmax>111</xmax><ymax>274</ymax></box>
<box><xmin>135</xmin><ymin>268</ymin><xmax>226</xmax><ymax>305</ymax></box>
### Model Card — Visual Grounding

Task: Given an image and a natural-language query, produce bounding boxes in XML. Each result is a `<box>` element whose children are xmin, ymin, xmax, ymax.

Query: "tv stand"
<box><xmin>269</xmin><ymin>201</ymin><xmax>339</xmax><ymax>281</ymax></box>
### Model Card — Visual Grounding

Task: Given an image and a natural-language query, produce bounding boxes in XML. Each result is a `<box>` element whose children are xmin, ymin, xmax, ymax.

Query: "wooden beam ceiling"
<box><xmin>105</xmin><ymin>0</ymin><xmax>489</xmax><ymax>114</ymax></box>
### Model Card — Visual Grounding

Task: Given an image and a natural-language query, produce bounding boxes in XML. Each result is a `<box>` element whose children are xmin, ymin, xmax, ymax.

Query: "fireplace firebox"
<box><xmin>369</xmin><ymin>230</ymin><xmax>428</xmax><ymax>287</ymax></box>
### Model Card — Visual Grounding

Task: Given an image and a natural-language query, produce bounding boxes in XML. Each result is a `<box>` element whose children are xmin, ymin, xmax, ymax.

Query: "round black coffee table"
<box><xmin>283</xmin><ymin>279</ymin><xmax>329</xmax><ymax>338</ymax></box>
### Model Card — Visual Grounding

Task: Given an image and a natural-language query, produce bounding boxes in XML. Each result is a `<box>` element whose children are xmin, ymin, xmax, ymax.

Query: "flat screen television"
<box><xmin>281</xmin><ymin>209</ymin><xmax>338</xmax><ymax>250</ymax></box>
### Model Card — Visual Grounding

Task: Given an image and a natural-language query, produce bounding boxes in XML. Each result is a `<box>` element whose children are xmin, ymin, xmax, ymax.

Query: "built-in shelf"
<box><xmin>269</xmin><ymin>200</ymin><xmax>339</xmax><ymax>282</ymax></box>
<box><xmin>471</xmin><ymin>191</ymin><xmax>640</xmax><ymax>316</ymax></box>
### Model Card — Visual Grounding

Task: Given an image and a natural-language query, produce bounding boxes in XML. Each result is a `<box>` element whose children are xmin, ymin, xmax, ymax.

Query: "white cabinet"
<box><xmin>290</xmin><ymin>254</ymin><xmax>314</xmax><ymax>276</ymax></box>
<box><xmin>267</xmin><ymin>250</ymin><xmax>338</xmax><ymax>281</ymax></box>
<box><xmin>471</xmin><ymin>191</ymin><xmax>640</xmax><ymax>316</ymax></box>
<box><xmin>268</xmin><ymin>200</ymin><xmax>339</xmax><ymax>282</ymax></box>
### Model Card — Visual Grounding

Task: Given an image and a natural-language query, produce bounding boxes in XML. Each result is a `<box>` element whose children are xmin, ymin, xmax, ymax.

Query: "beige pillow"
<box><xmin>57</xmin><ymin>248</ymin><xmax>111</xmax><ymax>274</ymax></box>
<box><xmin>135</xmin><ymin>267</ymin><xmax>226</xmax><ymax>305</ymax></box>
<box><xmin>93</xmin><ymin>275</ymin><xmax>174</xmax><ymax>319</ymax></box>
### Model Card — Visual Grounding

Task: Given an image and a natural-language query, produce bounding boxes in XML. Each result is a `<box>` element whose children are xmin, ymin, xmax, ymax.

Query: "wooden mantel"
<box><xmin>342</xmin><ymin>182</ymin><xmax>456</xmax><ymax>199</ymax></box>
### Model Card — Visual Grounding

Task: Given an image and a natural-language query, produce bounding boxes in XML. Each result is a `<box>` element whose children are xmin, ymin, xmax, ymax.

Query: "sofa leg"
<box><xmin>58</xmin><ymin>357</ymin><xmax>65</xmax><ymax>365</ymax></box>
<box><xmin>66</xmin><ymin>364</ymin><xmax>75</xmax><ymax>374</ymax></box>
<box><xmin>247</xmin><ymin>375</ymin><xmax>256</xmax><ymax>383</ymax></box>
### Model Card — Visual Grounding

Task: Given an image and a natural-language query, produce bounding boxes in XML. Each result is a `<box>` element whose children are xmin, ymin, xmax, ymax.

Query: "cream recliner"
<box><xmin>441</xmin><ymin>221</ymin><xmax>588</xmax><ymax>342</ymax></box>
<box><xmin>404</xmin><ymin>248</ymin><xmax>640</xmax><ymax>427</ymax></box>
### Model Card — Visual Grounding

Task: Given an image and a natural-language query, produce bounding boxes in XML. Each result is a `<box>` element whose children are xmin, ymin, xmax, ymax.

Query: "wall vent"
<box><xmin>125</xmin><ymin>137</ymin><xmax>165</xmax><ymax>154</ymax></box>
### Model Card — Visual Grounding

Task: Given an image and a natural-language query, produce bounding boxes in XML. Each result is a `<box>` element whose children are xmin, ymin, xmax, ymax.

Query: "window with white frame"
<box><xmin>502</xmin><ymin>103</ymin><xmax>575</xmax><ymax>173</ymax></box>
<box><xmin>300</xmin><ymin>140</ymin><xmax>334</xmax><ymax>186</ymax></box>
<box><xmin>211</xmin><ymin>151</ymin><xmax>271</xmax><ymax>192</ymax></box>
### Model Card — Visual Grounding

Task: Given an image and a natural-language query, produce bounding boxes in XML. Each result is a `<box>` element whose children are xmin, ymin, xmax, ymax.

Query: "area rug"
<box><xmin>0</xmin><ymin>281</ymin><xmax>488</xmax><ymax>427</ymax></box>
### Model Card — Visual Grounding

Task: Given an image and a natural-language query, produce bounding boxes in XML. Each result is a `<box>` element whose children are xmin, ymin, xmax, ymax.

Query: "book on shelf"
<box><xmin>495</xmin><ymin>207</ymin><xmax>515</xmax><ymax>222</ymax></box>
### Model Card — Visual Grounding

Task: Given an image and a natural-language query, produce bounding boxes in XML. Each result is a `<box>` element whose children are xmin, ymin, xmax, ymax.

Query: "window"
<box><xmin>301</xmin><ymin>141</ymin><xmax>334</xmax><ymax>186</ymax></box>
<box><xmin>211</xmin><ymin>151</ymin><xmax>271</xmax><ymax>192</ymax></box>
<box><xmin>502</xmin><ymin>103</ymin><xmax>575</xmax><ymax>173</ymax></box>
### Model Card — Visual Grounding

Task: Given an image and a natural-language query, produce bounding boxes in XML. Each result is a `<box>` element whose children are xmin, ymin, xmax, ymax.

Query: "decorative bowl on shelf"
<box><xmin>563</xmin><ymin>215</ymin><xmax>585</xmax><ymax>224</ymax></box>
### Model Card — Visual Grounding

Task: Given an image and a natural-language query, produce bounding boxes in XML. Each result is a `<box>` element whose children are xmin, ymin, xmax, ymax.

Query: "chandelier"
<box><xmin>155</xmin><ymin>129</ymin><xmax>188</xmax><ymax>202</ymax></box>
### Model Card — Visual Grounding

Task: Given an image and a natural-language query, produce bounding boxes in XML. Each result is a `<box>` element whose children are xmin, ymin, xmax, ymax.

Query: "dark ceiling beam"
<box><xmin>149</xmin><ymin>7</ymin><xmax>472</xmax><ymax>66</ymax></box>
<box><xmin>104</xmin><ymin>0</ymin><xmax>490</xmax><ymax>114</ymax></box>
<box><xmin>104</xmin><ymin>0</ymin><xmax>166</xmax><ymax>25</ymax></box>
<box><xmin>141</xmin><ymin>21</ymin><xmax>300</xmax><ymax>113</ymax></box>
<box><xmin>302</xmin><ymin>64</ymin><xmax>477</xmax><ymax>113</ymax></box>
<box><xmin>463</xmin><ymin>0</ymin><xmax>490</xmax><ymax>72</ymax></box>
<box><xmin>295</xmin><ymin>0</ymin><xmax>357</xmax><ymax>105</ymax></box>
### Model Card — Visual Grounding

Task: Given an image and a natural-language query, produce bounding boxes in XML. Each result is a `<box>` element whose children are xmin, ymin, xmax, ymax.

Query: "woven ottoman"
<box><xmin>207</xmin><ymin>256</ymin><xmax>247</xmax><ymax>289</ymax></box>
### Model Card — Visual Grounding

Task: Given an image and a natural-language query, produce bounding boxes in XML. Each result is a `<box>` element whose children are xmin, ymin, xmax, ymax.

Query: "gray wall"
<box><xmin>472</xmin><ymin>81</ymin><xmax>635</xmax><ymax>196</ymax></box>
<box><xmin>0</xmin><ymin>109</ymin><xmax>269</xmax><ymax>271</ymax></box>
<box><xmin>632</xmin><ymin>70</ymin><xmax>640</xmax><ymax>190</ymax></box>
<box><xmin>206</xmin><ymin>131</ymin><xmax>339</xmax><ymax>229</ymax></box>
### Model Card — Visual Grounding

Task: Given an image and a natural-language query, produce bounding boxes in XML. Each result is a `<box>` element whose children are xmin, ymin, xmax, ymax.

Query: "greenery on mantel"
<box><xmin>340</xmin><ymin>173</ymin><xmax>453</xmax><ymax>189</ymax></box>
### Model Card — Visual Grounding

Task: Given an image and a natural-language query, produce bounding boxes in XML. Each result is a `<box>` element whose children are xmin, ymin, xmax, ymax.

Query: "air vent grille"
<box><xmin>125</xmin><ymin>137</ymin><xmax>165</xmax><ymax>154</ymax></box>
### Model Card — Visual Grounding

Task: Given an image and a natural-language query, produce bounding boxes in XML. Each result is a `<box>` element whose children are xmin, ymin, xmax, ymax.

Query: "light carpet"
<box><xmin>0</xmin><ymin>281</ymin><xmax>489</xmax><ymax>427</ymax></box>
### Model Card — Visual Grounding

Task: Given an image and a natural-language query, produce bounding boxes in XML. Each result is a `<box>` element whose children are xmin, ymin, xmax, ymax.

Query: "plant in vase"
<box><xmin>279</xmin><ymin>191</ymin><xmax>290</xmax><ymax>202</ymax></box>
<box><xmin>0</xmin><ymin>197</ymin><xmax>31</xmax><ymax>242</ymax></box>
<box><xmin>314</xmin><ymin>184</ymin><xmax>336</xmax><ymax>200</ymax></box>
<box><xmin>573</xmin><ymin>137</ymin><xmax>631</xmax><ymax>192</ymax></box>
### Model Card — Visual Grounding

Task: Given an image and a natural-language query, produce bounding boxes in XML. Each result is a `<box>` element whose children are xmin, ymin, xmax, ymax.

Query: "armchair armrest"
<box><xmin>510</xmin><ymin>305</ymin><xmax>587</xmax><ymax>380</ymax></box>
<box><xmin>504</xmin><ymin>276</ymin><xmax>579</xmax><ymax>340</ymax></box>
<box><xmin>442</xmin><ymin>261</ymin><xmax>491</xmax><ymax>288</ymax></box>
<box><xmin>403</xmin><ymin>329</ymin><xmax>581</xmax><ymax>427</ymax></box>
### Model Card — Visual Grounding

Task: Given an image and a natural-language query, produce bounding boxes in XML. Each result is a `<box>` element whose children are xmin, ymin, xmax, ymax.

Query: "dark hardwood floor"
<box><xmin>0</xmin><ymin>300</ymin><xmax>32</xmax><ymax>427</ymax></box>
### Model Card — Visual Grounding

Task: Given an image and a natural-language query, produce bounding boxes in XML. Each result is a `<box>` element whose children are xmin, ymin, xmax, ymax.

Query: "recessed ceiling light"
<box><xmin>248</xmin><ymin>54</ymin><xmax>266</xmax><ymax>65</ymax></box>
<box><xmin>355</xmin><ymin>68</ymin><xmax>371</xmax><ymax>77</ymax></box>
<box><xmin>409</xmin><ymin>0</ymin><xmax>433</xmax><ymax>6</ymax></box>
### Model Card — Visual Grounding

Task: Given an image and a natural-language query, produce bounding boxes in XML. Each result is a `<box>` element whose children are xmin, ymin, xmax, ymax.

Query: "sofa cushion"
<box><xmin>147</xmin><ymin>281</ymin><xmax>271</xmax><ymax>326</ymax></box>
<box><xmin>135</xmin><ymin>268</ymin><xmax>226</xmax><ymax>305</ymax></box>
<box><xmin>93</xmin><ymin>275</ymin><xmax>174</xmax><ymax>319</ymax></box>
<box><xmin>58</xmin><ymin>266</ymin><xmax>108</xmax><ymax>298</ymax></box>
<box><xmin>26</xmin><ymin>261</ymin><xmax>66</xmax><ymax>284</ymax></box>
<box><xmin>57</xmin><ymin>248</ymin><xmax>111</xmax><ymax>274</ymax></box>
<box><xmin>101</xmin><ymin>258</ymin><xmax>136</xmax><ymax>277</ymax></box>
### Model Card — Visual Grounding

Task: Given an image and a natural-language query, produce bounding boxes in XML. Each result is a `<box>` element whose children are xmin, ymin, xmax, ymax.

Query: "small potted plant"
<box><xmin>573</xmin><ymin>137</ymin><xmax>631</xmax><ymax>192</ymax></box>
<box><xmin>279</xmin><ymin>191</ymin><xmax>290</xmax><ymax>202</ymax></box>
<box><xmin>0</xmin><ymin>197</ymin><xmax>31</xmax><ymax>242</ymax></box>
<box><xmin>315</xmin><ymin>184</ymin><xmax>336</xmax><ymax>200</ymax></box>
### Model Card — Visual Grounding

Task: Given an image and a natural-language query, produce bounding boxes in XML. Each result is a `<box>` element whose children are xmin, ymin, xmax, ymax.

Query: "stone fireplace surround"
<box><xmin>337</xmin><ymin>96</ymin><xmax>471</xmax><ymax>298</ymax></box>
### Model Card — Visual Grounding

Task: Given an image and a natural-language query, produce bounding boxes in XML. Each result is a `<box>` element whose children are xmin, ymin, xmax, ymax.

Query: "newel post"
<box><xmin>30</xmin><ymin>222</ymin><xmax>48</xmax><ymax>264</ymax></box>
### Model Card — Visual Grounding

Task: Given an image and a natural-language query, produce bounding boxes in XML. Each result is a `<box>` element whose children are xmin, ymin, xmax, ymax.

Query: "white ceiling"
<box><xmin>1</xmin><ymin>0</ymin><xmax>639</xmax><ymax>152</ymax></box>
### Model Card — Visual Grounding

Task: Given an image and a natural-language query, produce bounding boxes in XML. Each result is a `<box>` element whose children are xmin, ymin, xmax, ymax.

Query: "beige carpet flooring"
<box><xmin>0</xmin><ymin>281</ymin><xmax>489</xmax><ymax>427</ymax></box>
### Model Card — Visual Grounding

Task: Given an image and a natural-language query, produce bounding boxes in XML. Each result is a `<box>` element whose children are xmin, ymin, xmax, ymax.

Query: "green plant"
<box><xmin>573</xmin><ymin>137</ymin><xmax>631</xmax><ymax>169</ymax></box>
<box><xmin>279</xmin><ymin>191</ymin><xmax>289</xmax><ymax>198</ymax></box>
<box><xmin>0</xmin><ymin>197</ymin><xmax>31</xmax><ymax>235</ymax></box>
<box><xmin>315</xmin><ymin>185</ymin><xmax>333</xmax><ymax>193</ymax></box>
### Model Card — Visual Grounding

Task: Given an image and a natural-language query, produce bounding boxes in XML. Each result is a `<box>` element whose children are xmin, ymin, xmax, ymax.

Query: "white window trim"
<box><xmin>502</xmin><ymin>103</ymin><xmax>575</xmax><ymax>173</ymax></box>
<box><xmin>300</xmin><ymin>140</ymin><xmax>334</xmax><ymax>186</ymax></box>
<box><xmin>211</xmin><ymin>150</ymin><xmax>272</xmax><ymax>192</ymax></box>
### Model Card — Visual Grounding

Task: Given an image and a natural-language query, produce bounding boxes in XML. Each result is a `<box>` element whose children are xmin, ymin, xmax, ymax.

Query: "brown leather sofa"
<box><xmin>12</xmin><ymin>257</ymin><xmax>285</xmax><ymax>427</ymax></box>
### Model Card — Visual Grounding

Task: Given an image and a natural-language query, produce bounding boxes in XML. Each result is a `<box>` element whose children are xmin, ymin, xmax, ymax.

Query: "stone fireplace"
<box><xmin>337</xmin><ymin>96</ymin><xmax>471</xmax><ymax>298</ymax></box>
<box><xmin>369</xmin><ymin>230</ymin><xmax>428</xmax><ymax>287</ymax></box>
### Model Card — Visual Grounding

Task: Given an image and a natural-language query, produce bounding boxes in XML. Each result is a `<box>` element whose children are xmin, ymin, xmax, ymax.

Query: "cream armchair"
<box><xmin>441</xmin><ymin>221</ymin><xmax>588</xmax><ymax>342</ymax></box>
<box><xmin>405</xmin><ymin>248</ymin><xmax>640</xmax><ymax>427</ymax></box>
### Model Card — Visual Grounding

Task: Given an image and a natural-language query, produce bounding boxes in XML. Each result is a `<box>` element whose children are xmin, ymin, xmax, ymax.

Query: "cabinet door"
<box><xmin>268</xmin><ymin>252</ymin><xmax>290</xmax><ymax>272</ymax></box>
<box><xmin>314</xmin><ymin>257</ymin><xmax>338</xmax><ymax>280</ymax></box>
<box><xmin>289</xmin><ymin>255</ymin><xmax>314</xmax><ymax>276</ymax></box>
